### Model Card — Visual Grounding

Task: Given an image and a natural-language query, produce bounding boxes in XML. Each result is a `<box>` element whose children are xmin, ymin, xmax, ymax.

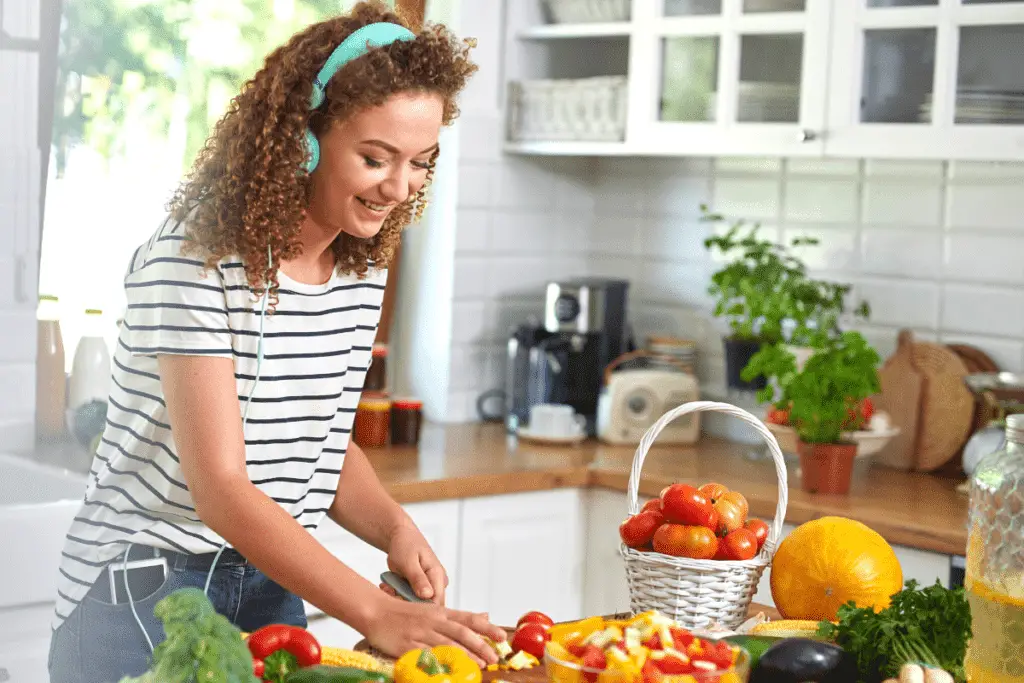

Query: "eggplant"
<box><xmin>748</xmin><ymin>638</ymin><xmax>857</xmax><ymax>683</ymax></box>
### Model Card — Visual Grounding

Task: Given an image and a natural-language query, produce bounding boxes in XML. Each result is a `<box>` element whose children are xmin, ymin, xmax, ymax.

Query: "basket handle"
<box><xmin>603</xmin><ymin>350</ymin><xmax>692</xmax><ymax>386</ymax></box>
<box><xmin>626</xmin><ymin>400</ymin><xmax>789</xmax><ymax>555</ymax></box>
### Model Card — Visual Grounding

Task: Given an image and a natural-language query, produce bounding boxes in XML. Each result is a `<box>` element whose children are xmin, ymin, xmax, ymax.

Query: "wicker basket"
<box><xmin>620</xmin><ymin>401</ymin><xmax>789</xmax><ymax>631</ymax></box>
<box><xmin>507</xmin><ymin>76</ymin><xmax>627</xmax><ymax>142</ymax></box>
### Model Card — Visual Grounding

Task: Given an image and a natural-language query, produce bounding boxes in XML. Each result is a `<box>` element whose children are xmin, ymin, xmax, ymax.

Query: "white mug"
<box><xmin>529</xmin><ymin>403</ymin><xmax>585</xmax><ymax>438</ymax></box>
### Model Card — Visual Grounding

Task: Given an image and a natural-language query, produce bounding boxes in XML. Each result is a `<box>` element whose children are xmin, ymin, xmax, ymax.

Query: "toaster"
<box><xmin>596</xmin><ymin>368</ymin><xmax>701</xmax><ymax>445</ymax></box>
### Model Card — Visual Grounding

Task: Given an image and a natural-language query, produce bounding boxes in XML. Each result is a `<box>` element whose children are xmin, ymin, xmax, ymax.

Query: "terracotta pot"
<box><xmin>797</xmin><ymin>440</ymin><xmax>857</xmax><ymax>495</ymax></box>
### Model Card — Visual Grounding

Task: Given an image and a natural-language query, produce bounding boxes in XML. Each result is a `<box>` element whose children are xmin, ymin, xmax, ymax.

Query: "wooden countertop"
<box><xmin>364</xmin><ymin>423</ymin><xmax>969</xmax><ymax>556</ymax></box>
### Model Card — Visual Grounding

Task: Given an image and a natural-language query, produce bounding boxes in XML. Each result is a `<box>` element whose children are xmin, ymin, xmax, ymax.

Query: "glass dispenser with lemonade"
<box><xmin>965</xmin><ymin>413</ymin><xmax>1024</xmax><ymax>683</ymax></box>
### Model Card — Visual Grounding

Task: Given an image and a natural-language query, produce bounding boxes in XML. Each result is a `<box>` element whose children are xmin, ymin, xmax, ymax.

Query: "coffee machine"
<box><xmin>505</xmin><ymin>278</ymin><xmax>631</xmax><ymax>436</ymax></box>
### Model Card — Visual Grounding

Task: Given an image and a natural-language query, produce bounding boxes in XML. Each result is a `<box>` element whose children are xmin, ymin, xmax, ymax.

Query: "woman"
<box><xmin>48</xmin><ymin>3</ymin><xmax>504</xmax><ymax>681</ymax></box>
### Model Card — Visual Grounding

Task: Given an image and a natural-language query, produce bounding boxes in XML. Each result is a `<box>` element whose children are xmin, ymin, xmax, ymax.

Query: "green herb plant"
<box><xmin>701</xmin><ymin>205</ymin><xmax>869</xmax><ymax>347</ymax></box>
<box><xmin>817</xmin><ymin>579</ymin><xmax>973</xmax><ymax>683</ymax></box>
<box><xmin>744</xmin><ymin>330</ymin><xmax>880</xmax><ymax>444</ymax></box>
<box><xmin>118</xmin><ymin>587</ymin><xmax>259</xmax><ymax>683</ymax></box>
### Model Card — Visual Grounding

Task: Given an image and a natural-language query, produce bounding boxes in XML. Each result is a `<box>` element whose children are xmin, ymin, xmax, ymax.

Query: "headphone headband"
<box><xmin>309</xmin><ymin>22</ymin><xmax>416</xmax><ymax>109</ymax></box>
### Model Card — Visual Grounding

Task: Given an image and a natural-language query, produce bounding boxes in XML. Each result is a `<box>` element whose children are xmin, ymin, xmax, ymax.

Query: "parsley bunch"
<box><xmin>817</xmin><ymin>579</ymin><xmax>973</xmax><ymax>683</ymax></box>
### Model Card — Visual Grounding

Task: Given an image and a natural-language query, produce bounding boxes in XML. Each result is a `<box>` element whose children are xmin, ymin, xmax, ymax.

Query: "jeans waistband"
<box><xmin>120</xmin><ymin>544</ymin><xmax>249</xmax><ymax>572</ymax></box>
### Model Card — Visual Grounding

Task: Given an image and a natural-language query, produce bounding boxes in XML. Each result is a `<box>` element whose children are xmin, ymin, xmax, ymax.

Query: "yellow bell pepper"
<box><xmin>550</xmin><ymin>616</ymin><xmax>605</xmax><ymax>646</ymax></box>
<box><xmin>394</xmin><ymin>645</ymin><xmax>481</xmax><ymax>683</ymax></box>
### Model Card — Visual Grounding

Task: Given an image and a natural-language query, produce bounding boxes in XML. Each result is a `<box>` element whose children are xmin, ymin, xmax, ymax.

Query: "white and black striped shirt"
<box><xmin>52</xmin><ymin>215</ymin><xmax>386</xmax><ymax>629</ymax></box>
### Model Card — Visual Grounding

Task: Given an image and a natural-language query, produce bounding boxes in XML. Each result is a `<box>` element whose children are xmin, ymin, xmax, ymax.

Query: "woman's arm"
<box><xmin>159</xmin><ymin>354</ymin><xmax>381</xmax><ymax>631</ymax></box>
<box><xmin>328</xmin><ymin>440</ymin><xmax>409</xmax><ymax>552</ymax></box>
<box><xmin>159</xmin><ymin>354</ymin><xmax>501</xmax><ymax>661</ymax></box>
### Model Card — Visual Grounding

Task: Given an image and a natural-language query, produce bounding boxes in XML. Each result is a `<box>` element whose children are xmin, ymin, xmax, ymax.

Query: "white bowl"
<box><xmin>763</xmin><ymin>412</ymin><xmax>900</xmax><ymax>459</ymax></box>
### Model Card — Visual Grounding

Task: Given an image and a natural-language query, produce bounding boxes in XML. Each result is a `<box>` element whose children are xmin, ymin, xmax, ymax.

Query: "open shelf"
<box><xmin>503</xmin><ymin>140</ymin><xmax>636</xmax><ymax>156</ymax></box>
<box><xmin>518</xmin><ymin>22</ymin><xmax>632</xmax><ymax>39</ymax></box>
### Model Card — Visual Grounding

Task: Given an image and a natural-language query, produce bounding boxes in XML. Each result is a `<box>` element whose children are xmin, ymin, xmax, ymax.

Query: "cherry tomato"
<box><xmin>766</xmin><ymin>406</ymin><xmax>791</xmax><ymax>425</ymax></box>
<box><xmin>698</xmin><ymin>482</ymin><xmax>728</xmax><ymax>503</ymax></box>
<box><xmin>862</xmin><ymin>397</ymin><xmax>874</xmax><ymax>421</ymax></box>
<box><xmin>619</xmin><ymin>509</ymin><xmax>664</xmax><ymax>548</ymax></box>
<box><xmin>661</xmin><ymin>484</ymin><xmax>715</xmax><ymax>527</ymax></box>
<box><xmin>652</xmin><ymin>523</ymin><xmax>718</xmax><ymax>560</ymax></box>
<box><xmin>713</xmin><ymin>498</ymin><xmax>744</xmax><ymax>535</ymax></box>
<box><xmin>718</xmin><ymin>491</ymin><xmax>749</xmax><ymax>520</ymax></box>
<box><xmin>720</xmin><ymin>527</ymin><xmax>758</xmax><ymax>561</ymax></box>
<box><xmin>641</xmin><ymin>498</ymin><xmax>663</xmax><ymax>514</ymax></box>
<box><xmin>669</xmin><ymin>627</ymin><xmax>695</xmax><ymax>649</ymax></box>
<box><xmin>580</xmin><ymin>644</ymin><xmax>607</xmax><ymax>682</ymax></box>
<box><xmin>642</xmin><ymin>659</ymin><xmax>662</xmax><ymax>683</ymax></box>
<box><xmin>745</xmin><ymin>518</ymin><xmax>770</xmax><ymax>550</ymax></box>
<box><xmin>517</xmin><ymin>610</ymin><xmax>554</xmax><ymax>630</ymax></box>
<box><xmin>698</xmin><ymin>640</ymin><xmax>735</xmax><ymax>670</ymax></box>
<box><xmin>511</xmin><ymin>622</ymin><xmax>550</xmax><ymax>659</ymax></box>
<box><xmin>653</xmin><ymin>652</ymin><xmax>693</xmax><ymax>675</ymax></box>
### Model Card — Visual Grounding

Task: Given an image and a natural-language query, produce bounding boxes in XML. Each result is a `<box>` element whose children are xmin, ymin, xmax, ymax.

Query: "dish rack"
<box><xmin>507</xmin><ymin>76</ymin><xmax>628</xmax><ymax>142</ymax></box>
<box><xmin>542</xmin><ymin>0</ymin><xmax>630</xmax><ymax>23</ymax></box>
<box><xmin>620</xmin><ymin>401</ymin><xmax>789</xmax><ymax>631</ymax></box>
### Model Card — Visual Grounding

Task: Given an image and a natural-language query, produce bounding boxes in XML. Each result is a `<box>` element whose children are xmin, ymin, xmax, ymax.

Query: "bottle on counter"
<box><xmin>365</xmin><ymin>343</ymin><xmax>388</xmax><ymax>392</ymax></box>
<box><xmin>35</xmin><ymin>294</ymin><xmax>66</xmax><ymax>444</ymax></box>
<box><xmin>964</xmin><ymin>413</ymin><xmax>1024</xmax><ymax>683</ymax></box>
<box><xmin>68</xmin><ymin>308</ymin><xmax>111</xmax><ymax>411</ymax></box>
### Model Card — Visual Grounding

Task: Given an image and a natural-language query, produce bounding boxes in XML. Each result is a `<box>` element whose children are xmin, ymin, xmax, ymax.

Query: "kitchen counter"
<box><xmin>364</xmin><ymin>423</ymin><xmax>969</xmax><ymax>556</ymax></box>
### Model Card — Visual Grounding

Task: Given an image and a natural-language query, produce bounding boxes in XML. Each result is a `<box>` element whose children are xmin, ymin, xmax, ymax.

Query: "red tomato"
<box><xmin>718</xmin><ymin>491</ymin><xmax>749</xmax><ymax>520</ymax></box>
<box><xmin>744</xmin><ymin>518</ymin><xmax>770</xmax><ymax>550</ymax></box>
<box><xmin>720</xmin><ymin>528</ymin><xmax>758</xmax><ymax>561</ymax></box>
<box><xmin>698</xmin><ymin>482</ymin><xmax>728</xmax><ymax>503</ymax></box>
<box><xmin>511</xmin><ymin>623</ymin><xmax>550</xmax><ymax>659</ymax></box>
<box><xmin>517</xmin><ymin>610</ymin><xmax>554</xmax><ymax>630</ymax></box>
<box><xmin>652</xmin><ymin>524</ymin><xmax>718</xmax><ymax>560</ymax></box>
<box><xmin>697</xmin><ymin>641</ymin><xmax>734</xmax><ymax>670</ymax></box>
<box><xmin>669</xmin><ymin>627</ymin><xmax>695</xmax><ymax>649</ymax></box>
<box><xmin>713</xmin><ymin>499</ymin><xmax>744</xmax><ymax>535</ymax></box>
<box><xmin>842</xmin><ymin>397</ymin><xmax>875</xmax><ymax>430</ymax></box>
<box><xmin>642</xmin><ymin>659</ymin><xmax>662</xmax><ymax>683</ymax></box>
<box><xmin>619</xmin><ymin>510</ymin><xmax>665</xmax><ymax>548</ymax></box>
<box><xmin>641</xmin><ymin>498</ymin><xmax>663</xmax><ymax>514</ymax></box>
<box><xmin>766</xmin><ymin>406</ymin><xmax>791</xmax><ymax>425</ymax></box>
<box><xmin>862</xmin><ymin>397</ymin><xmax>874</xmax><ymax>421</ymax></box>
<box><xmin>661</xmin><ymin>484</ymin><xmax>715</xmax><ymax>527</ymax></box>
<box><xmin>653</xmin><ymin>652</ymin><xmax>693</xmax><ymax>675</ymax></box>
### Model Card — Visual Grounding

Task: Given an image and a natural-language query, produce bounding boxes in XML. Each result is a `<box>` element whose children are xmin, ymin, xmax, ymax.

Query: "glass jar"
<box><xmin>364</xmin><ymin>344</ymin><xmax>388</xmax><ymax>392</ymax></box>
<box><xmin>390</xmin><ymin>398</ymin><xmax>423</xmax><ymax>446</ymax></box>
<box><xmin>353</xmin><ymin>396</ymin><xmax>391</xmax><ymax>448</ymax></box>
<box><xmin>964</xmin><ymin>413</ymin><xmax>1024</xmax><ymax>683</ymax></box>
<box><xmin>36</xmin><ymin>294</ymin><xmax>66</xmax><ymax>443</ymax></box>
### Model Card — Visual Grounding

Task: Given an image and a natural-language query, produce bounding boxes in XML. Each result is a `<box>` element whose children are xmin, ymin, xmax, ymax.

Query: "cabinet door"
<box><xmin>826</xmin><ymin>0</ymin><xmax>1024</xmax><ymax>159</ymax></box>
<box><xmin>457</xmin><ymin>489</ymin><xmax>585</xmax><ymax>626</ymax></box>
<box><xmin>306</xmin><ymin>500</ymin><xmax>462</xmax><ymax>648</ymax></box>
<box><xmin>628</xmin><ymin>0</ymin><xmax>831</xmax><ymax>156</ymax></box>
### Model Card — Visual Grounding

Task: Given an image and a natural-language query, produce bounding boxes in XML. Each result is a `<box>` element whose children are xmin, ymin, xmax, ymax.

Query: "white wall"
<box><xmin>0</xmin><ymin>0</ymin><xmax>50</xmax><ymax>453</ymax></box>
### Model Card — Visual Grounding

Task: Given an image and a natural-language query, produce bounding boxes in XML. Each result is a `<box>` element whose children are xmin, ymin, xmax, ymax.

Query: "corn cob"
<box><xmin>320</xmin><ymin>646</ymin><xmax>394</xmax><ymax>676</ymax></box>
<box><xmin>749</xmin><ymin>619</ymin><xmax>829</xmax><ymax>639</ymax></box>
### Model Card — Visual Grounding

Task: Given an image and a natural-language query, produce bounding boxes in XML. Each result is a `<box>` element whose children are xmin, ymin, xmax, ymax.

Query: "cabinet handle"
<box><xmin>797</xmin><ymin>129</ymin><xmax>817</xmax><ymax>143</ymax></box>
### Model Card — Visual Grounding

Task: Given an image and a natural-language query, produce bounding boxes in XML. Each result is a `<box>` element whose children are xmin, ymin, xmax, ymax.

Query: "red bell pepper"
<box><xmin>247</xmin><ymin>624</ymin><xmax>322</xmax><ymax>683</ymax></box>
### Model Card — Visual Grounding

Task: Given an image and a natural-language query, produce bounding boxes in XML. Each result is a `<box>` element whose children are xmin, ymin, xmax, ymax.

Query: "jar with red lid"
<box><xmin>353</xmin><ymin>395</ymin><xmax>391</xmax><ymax>447</ymax></box>
<box><xmin>364</xmin><ymin>344</ymin><xmax>388</xmax><ymax>393</ymax></box>
<box><xmin>390</xmin><ymin>398</ymin><xmax>423</xmax><ymax>446</ymax></box>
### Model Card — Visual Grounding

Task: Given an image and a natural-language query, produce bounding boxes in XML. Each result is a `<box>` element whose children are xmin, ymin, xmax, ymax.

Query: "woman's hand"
<box><xmin>363</xmin><ymin>593</ymin><xmax>506</xmax><ymax>667</ymax></box>
<box><xmin>383</xmin><ymin>524</ymin><xmax>448</xmax><ymax>605</ymax></box>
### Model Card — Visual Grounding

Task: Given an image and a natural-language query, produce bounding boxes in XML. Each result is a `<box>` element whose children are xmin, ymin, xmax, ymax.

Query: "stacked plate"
<box><xmin>919</xmin><ymin>89</ymin><xmax>1024</xmax><ymax>124</ymax></box>
<box><xmin>647</xmin><ymin>336</ymin><xmax>697</xmax><ymax>375</ymax></box>
<box><xmin>707</xmin><ymin>82</ymin><xmax>800</xmax><ymax>122</ymax></box>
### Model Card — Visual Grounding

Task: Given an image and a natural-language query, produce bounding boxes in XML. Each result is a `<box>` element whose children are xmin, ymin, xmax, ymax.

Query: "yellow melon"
<box><xmin>770</xmin><ymin>516</ymin><xmax>903</xmax><ymax>621</ymax></box>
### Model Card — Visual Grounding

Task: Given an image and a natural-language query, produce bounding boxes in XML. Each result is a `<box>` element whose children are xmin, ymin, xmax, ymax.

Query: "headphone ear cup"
<box><xmin>303</xmin><ymin>128</ymin><xmax>320</xmax><ymax>173</ymax></box>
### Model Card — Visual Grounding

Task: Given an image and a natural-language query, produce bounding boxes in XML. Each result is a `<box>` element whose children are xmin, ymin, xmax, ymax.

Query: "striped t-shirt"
<box><xmin>52</xmin><ymin>214</ymin><xmax>386</xmax><ymax>629</ymax></box>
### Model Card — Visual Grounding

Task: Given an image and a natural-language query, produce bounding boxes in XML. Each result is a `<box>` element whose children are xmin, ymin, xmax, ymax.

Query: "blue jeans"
<box><xmin>48</xmin><ymin>548</ymin><xmax>307</xmax><ymax>683</ymax></box>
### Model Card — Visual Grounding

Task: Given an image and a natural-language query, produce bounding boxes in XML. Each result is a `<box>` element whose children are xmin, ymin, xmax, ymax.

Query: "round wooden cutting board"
<box><xmin>909</xmin><ymin>339</ymin><xmax>974</xmax><ymax>472</ymax></box>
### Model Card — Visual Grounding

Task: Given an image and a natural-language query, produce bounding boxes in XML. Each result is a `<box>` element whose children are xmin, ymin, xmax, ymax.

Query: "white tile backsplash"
<box><xmin>944</xmin><ymin>232</ymin><xmax>1024</xmax><ymax>284</ymax></box>
<box><xmin>862</xmin><ymin>181</ymin><xmax>943</xmax><ymax>226</ymax></box>
<box><xmin>784</xmin><ymin>179</ymin><xmax>859</xmax><ymax>224</ymax></box>
<box><xmin>457</xmin><ymin>163</ymin><xmax>494</xmax><ymax>208</ymax></box>
<box><xmin>786</xmin><ymin>226</ymin><xmax>859</xmax><ymax>271</ymax></box>
<box><xmin>856</xmin><ymin>279</ymin><xmax>942</xmax><ymax>330</ymax></box>
<box><xmin>947</xmin><ymin>184</ymin><xmax>1024</xmax><ymax>230</ymax></box>
<box><xmin>942</xmin><ymin>285</ymin><xmax>1024</xmax><ymax>339</ymax></box>
<box><xmin>1</xmin><ymin>0</ymin><xmax>41</xmax><ymax>39</ymax></box>
<box><xmin>861</xmin><ymin>228</ymin><xmax>943</xmax><ymax>279</ymax></box>
<box><xmin>711</xmin><ymin>177</ymin><xmax>780</xmax><ymax>220</ymax></box>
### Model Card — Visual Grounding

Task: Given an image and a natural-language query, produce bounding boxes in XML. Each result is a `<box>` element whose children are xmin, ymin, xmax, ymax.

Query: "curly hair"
<box><xmin>169</xmin><ymin>1</ymin><xmax>477</xmax><ymax>304</ymax></box>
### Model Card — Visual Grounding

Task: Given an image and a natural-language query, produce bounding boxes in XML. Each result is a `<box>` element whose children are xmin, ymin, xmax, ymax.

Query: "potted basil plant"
<box><xmin>743</xmin><ymin>331</ymin><xmax>881</xmax><ymax>494</ymax></box>
<box><xmin>702</xmin><ymin>206</ymin><xmax>818</xmax><ymax>391</ymax></box>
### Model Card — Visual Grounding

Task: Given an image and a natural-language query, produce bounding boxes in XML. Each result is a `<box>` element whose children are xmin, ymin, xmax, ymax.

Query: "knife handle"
<box><xmin>380</xmin><ymin>570</ymin><xmax>431</xmax><ymax>603</ymax></box>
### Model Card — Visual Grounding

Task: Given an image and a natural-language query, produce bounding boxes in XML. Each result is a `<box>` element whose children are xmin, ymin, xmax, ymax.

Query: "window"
<box><xmin>40</xmin><ymin>0</ymin><xmax>391</xmax><ymax>366</ymax></box>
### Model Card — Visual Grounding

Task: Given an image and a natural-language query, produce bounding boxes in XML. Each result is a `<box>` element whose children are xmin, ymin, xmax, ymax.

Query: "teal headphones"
<box><xmin>303</xmin><ymin>21</ymin><xmax>416</xmax><ymax>172</ymax></box>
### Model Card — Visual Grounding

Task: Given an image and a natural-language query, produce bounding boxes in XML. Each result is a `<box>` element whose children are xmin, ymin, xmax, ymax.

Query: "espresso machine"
<box><xmin>504</xmin><ymin>278</ymin><xmax>631</xmax><ymax>436</ymax></box>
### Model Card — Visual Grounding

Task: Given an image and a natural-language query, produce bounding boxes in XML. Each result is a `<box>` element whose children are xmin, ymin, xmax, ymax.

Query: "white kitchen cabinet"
<box><xmin>456</xmin><ymin>489</ymin><xmax>585</xmax><ymax>626</ymax></box>
<box><xmin>306</xmin><ymin>500</ymin><xmax>462</xmax><ymax>648</ymax></box>
<box><xmin>582</xmin><ymin>490</ymin><xmax>634</xmax><ymax>617</ymax></box>
<box><xmin>503</xmin><ymin>0</ymin><xmax>1024</xmax><ymax>160</ymax></box>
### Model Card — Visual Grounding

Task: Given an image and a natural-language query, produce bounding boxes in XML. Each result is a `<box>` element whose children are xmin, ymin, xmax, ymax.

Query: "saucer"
<box><xmin>516</xmin><ymin>426</ymin><xmax>587</xmax><ymax>446</ymax></box>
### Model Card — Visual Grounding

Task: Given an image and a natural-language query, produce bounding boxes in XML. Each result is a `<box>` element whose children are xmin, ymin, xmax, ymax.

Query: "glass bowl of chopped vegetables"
<box><xmin>544</xmin><ymin>639</ymin><xmax>750</xmax><ymax>683</ymax></box>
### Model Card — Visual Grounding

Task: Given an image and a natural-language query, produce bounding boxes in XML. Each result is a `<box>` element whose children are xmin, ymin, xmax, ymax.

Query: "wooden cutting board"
<box><xmin>910</xmin><ymin>340</ymin><xmax>974</xmax><ymax>472</ymax></box>
<box><xmin>874</xmin><ymin>330</ymin><xmax>924</xmax><ymax>470</ymax></box>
